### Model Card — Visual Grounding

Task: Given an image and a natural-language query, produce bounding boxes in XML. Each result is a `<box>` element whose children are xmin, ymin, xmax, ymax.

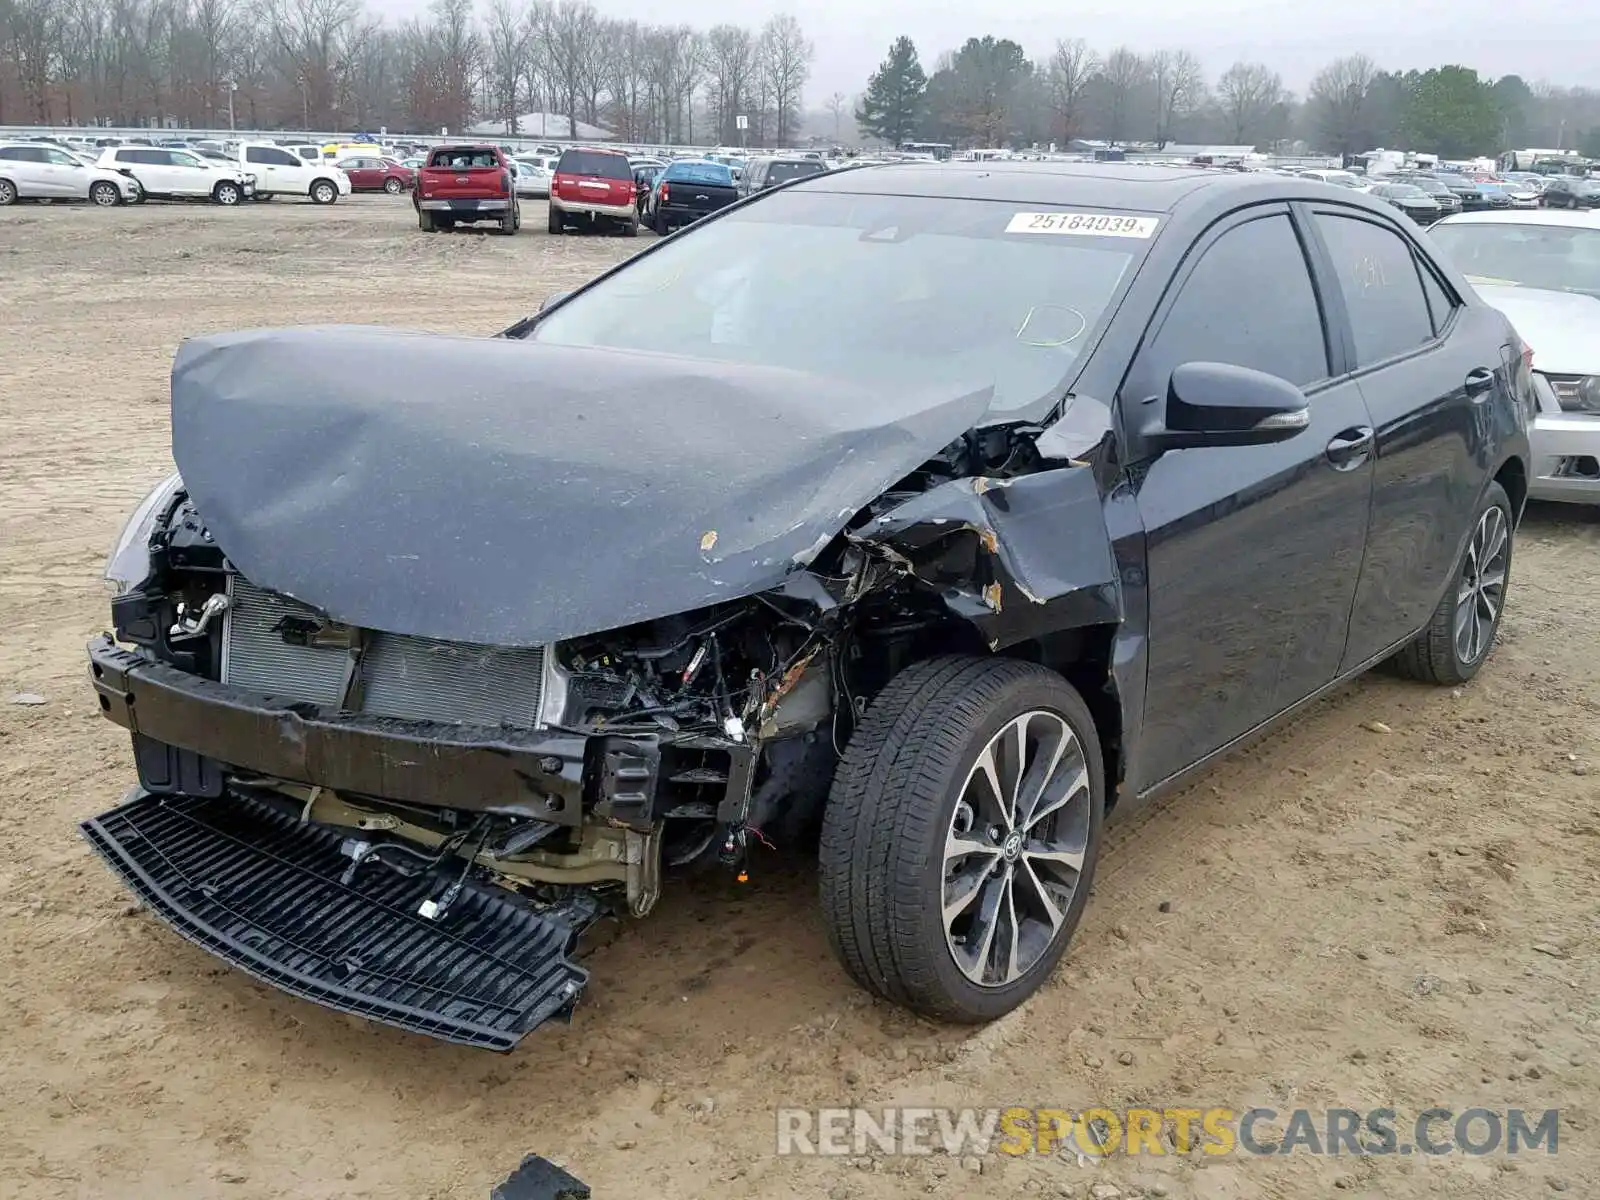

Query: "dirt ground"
<box><xmin>1</xmin><ymin>196</ymin><xmax>1597</xmax><ymax>1200</ymax></box>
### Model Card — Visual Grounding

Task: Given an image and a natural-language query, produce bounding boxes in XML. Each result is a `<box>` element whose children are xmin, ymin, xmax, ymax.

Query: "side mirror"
<box><xmin>540</xmin><ymin>291</ymin><xmax>570</xmax><ymax>312</ymax></box>
<box><xmin>1140</xmin><ymin>362</ymin><xmax>1310</xmax><ymax>453</ymax></box>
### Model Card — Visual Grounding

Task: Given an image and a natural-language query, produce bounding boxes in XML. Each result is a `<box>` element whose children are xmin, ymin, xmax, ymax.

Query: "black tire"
<box><xmin>1390</xmin><ymin>481</ymin><xmax>1514</xmax><ymax>686</ymax></box>
<box><xmin>437</xmin><ymin>217</ymin><xmax>455</xmax><ymax>232</ymax></box>
<box><xmin>89</xmin><ymin>180</ymin><xmax>121</xmax><ymax>207</ymax></box>
<box><xmin>212</xmin><ymin>181</ymin><xmax>241</xmax><ymax>206</ymax></box>
<box><xmin>819</xmin><ymin>655</ymin><xmax>1105</xmax><ymax>1023</ymax></box>
<box><xmin>384</xmin><ymin>177</ymin><xmax>403</xmax><ymax>194</ymax></box>
<box><xmin>620</xmin><ymin>215</ymin><xmax>638</xmax><ymax>237</ymax></box>
<box><xmin>417</xmin><ymin>208</ymin><xmax>436</xmax><ymax>233</ymax></box>
<box><xmin>310</xmin><ymin>179</ymin><xmax>338</xmax><ymax>205</ymax></box>
<box><xmin>252</xmin><ymin>192</ymin><xmax>274</xmax><ymax>202</ymax></box>
<box><xmin>0</xmin><ymin>178</ymin><xmax>16</xmax><ymax>206</ymax></box>
<box><xmin>500</xmin><ymin>203</ymin><xmax>519</xmax><ymax>235</ymax></box>
<box><xmin>547</xmin><ymin>204</ymin><xmax>562</xmax><ymax>234</ymax></box>
<box><xmin>653</xmin><ymin>212</ymin><xmax>669</xmax><ymax>236</ymax></box>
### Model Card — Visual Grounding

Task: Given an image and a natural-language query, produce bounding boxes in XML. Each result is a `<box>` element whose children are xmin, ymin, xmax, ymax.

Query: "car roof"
<box><xmin>1434</xmin><ymin>209</ymin><xmax>1600</xmax><ymax>229</ymax></box>
<box><xmin>791</xmin><ymin>161</ymin><xmax>1372</xmax><ymax>214</ymax></box>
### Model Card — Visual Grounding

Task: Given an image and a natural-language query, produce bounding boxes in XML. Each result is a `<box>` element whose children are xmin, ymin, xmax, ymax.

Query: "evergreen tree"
<box><xmin>856</xmin><ymin>37</ymin><xmax>928</xmax><ymax>147</ymax></box>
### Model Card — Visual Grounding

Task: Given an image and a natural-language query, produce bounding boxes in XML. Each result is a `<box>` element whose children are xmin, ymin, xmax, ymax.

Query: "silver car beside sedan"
<box><xmin>1430</xmin><ymin>209</ymin><xmax>1600</xmax><ymax>502</ymax></box>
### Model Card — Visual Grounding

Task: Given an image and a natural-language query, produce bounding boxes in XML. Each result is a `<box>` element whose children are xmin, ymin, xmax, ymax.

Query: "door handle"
<box><xmin>1464</xmin><ymin>367</ymin><xmax>1496</xmax><ymax>400</ymax></box>
<box><xmin>1325</xmin><ymin>426</ymin><xmax>1374</xmax><ymax>470</ymax></box>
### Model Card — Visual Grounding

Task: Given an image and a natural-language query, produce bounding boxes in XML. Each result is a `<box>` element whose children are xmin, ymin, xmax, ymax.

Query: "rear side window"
<box><xmin>558</xmin><ymin>150</ymin><xmax>630</xmax><ymax>180</ymax></box>
<box><xmin>0</xmin><ymin>146</ymin><xmax>43</xmax><ymax>162</ymax></box>
<box><xmin>768</xmin><ymin>161</ymin><xmax>824</xmax><ymax>184</ymax></box>
<box><xmin>1312</xmin><ymin>213</ymin><xmax>1436</xmax><ymax>366</ymax></box>
<box><xmin>246</xmin><ymin>146</ymin><xmax>297</xmax><ymax>166</ymax></box>
<box><xmin>430</xmin><ymin>148</ymin><xmax>499</xmax><ymax>169</ymax></box>
<box><xmin>1134</xmin><ymin>213</ymin><xmax>1330</xmax><ymax>392</ymax></box>
<box><xmin>1417</xmin><ymin>258</ymin><xmax>1458</xmax><ymax>336</ymax></box>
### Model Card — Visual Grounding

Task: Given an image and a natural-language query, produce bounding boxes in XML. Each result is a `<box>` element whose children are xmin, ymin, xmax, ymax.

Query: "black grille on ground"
<box><xmin>82</xmin><ymin>788</ymin><xmax>589</xmax><ymax>1050</ymax></box>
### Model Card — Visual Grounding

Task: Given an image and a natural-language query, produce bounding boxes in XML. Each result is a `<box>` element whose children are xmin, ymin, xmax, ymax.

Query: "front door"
<box><xmin>1123</xmin><ymin>206</ymin><xmax>1376</xmax><ymax>792</ymax></box>
<box><xmin>1299</xmin><ymin>206</ymin><xmax>1504</xmax><ymax>668</ymax></box>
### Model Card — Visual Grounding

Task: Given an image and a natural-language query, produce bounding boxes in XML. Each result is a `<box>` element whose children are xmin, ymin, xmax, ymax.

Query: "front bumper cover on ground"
<box><xmin>83</xmin><ymin>787</ymin><xmax>591</xmax><ymax>1050</ymax></box>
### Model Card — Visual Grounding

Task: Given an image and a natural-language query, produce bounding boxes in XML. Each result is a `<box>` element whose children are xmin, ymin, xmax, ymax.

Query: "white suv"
<box><xmin>238</xmin><ymin>143</ymin><xmax>351</xmax><ymax>204</ymax></box>
<box><xmin>0</xmin><ymin>143</ymin><xmax>140</xmax><ymax>206</ymax></box>
<box><xmin>96</xmin><ymin>146</ymin><xmax>255</xmax><ymax>205</ymax></box>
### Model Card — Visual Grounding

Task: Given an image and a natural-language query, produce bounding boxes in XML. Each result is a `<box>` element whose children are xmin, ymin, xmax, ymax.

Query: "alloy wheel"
<box><xmin>1454</xmin><ymin>504</ymin><xmax>1509</xmax><ymax>666</ymax></box>
<box><xmin>943</xmin><ymin>710</ymin><xmax>1092</xmax><ymax>988</ymax></box>
<box><xmin>91</xmin><ymin>182</ymin><xmax>119</xmax><ymax>206</ymax></box>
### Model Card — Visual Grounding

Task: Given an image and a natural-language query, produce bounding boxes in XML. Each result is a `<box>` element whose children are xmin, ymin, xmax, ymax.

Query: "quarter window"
<box><xmin>1136</xmin><ymin>213</ymin><xmax>1329</xmax><ymax>393</ymax></box>
<box><xmin>1417</xmin><ymin>259</ymin><xmax>1458</xmax><ymax>336</ymax></box>
<box><xmin>1313</xmin><ymin>213</ymin><xmax>1436</xmax><ymax>365</ymax></box>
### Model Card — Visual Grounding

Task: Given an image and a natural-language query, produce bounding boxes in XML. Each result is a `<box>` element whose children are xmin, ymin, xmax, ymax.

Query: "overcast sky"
<box><xmin>381</xmin><ymin>0</ymin><xmax>1585</xmax><ymax>102</ymax></box>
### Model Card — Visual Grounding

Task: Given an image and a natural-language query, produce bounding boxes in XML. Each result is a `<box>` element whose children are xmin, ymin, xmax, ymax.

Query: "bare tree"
<box><xmin>824</xmin><ymin>89</ymin><xmax>845</xmax><ymax>141</ymax></box>
<box><xmin>1148</xmin><ymin>48</ymin><xmax>1203</xmax><ymax>147</ymax></box>
<box><xmin>759</xmin><ymin>13</ymin><xmax>810</xmax><ymax>146</ymax></box>
<box><xmin>484</xmin><ymin>0</ymin><xmax>527</xmax><ymax>132</ymax></box>
<box><xmin>267</xmin><ymin>0</ymin><xmax>361</xmax><ymax>127</ymax></box>
<box><xmin>705</xmin><ymin>22</ymin><xmax>754</xmax><ymax>145</ymax></box>
<box><xmin>540</xmin><ymin>0</ymin><xmax>596</xmax><ymax>137</ymax></box>
<box><xmin>1216</xmin><ymin>61</ymin><xmax>1284</xmax><ymax>145</ymax></box>
<box><xmin>1308</xmin><ymin>53</ymin><xmax>1377</xmax><ymax>155</ymax></box>
<box><xmin>1097</xmin><ymin>45</ymin><xmax>1147</xmax><ymax>143</ymax></box>
<box><xmin>1046</xmin><ymin>36</ymin><xmax>1098</xmax><ymax>145</ymax></box>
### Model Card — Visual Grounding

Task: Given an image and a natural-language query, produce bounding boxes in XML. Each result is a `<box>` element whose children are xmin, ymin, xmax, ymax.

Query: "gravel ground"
<box><xmin>1</xmin><ymin>195</ymin><xmax>1597</xmax><ymax>1200</ymax></box>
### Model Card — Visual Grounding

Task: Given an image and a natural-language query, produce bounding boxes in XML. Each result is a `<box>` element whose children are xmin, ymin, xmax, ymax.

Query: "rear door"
<box><xmin>123</xmin><ymin>148</ymin><xmax>176</xmax><ymax>195</ymax></box>
<box><xmin>245</xmin><ymin>145</ymin><xmax>298</xmax><ymax>193</ymax></box>
<box><xmin>1302</xmin><ymin>206</ymin><xmax>1504</xmax><ymax>668</ymax></box>
<box><xmin>1124</xmin><ymin>206</ymin><xmax>1377</xmax><ymax>790</ymax></box>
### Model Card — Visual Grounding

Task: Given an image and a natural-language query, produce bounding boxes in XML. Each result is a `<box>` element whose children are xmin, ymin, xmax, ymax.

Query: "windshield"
<box><xmin>663</xmin><ymin>162</ymin><xmax>733</xmax><ymax>186</ymax></box>
<box><xmin>529</xmin><ymin>190</ymin><xmax>1147</xmax><ymax>415</ymax></box>
<box><xmin>1386</xmin><ymin>185</ymin><xmax>1427</xmax><ymax>198</ymax></box>
<box><xmin>1431</xmin><ymin>222</ymin><xmax>1600</xmax><ymax>297</ymax></box>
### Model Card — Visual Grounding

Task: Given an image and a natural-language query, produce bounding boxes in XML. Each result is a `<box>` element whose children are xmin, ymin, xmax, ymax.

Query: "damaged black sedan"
<box><xmin>86</xmin><ymin>164</ymin><xmax>1532</xmax><ymax>1048</ymax></box>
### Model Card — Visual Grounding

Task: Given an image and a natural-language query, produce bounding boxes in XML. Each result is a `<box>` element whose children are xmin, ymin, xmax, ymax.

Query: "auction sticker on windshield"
<box><xmin>1006</xmin><ymin>212</ymin><xmax>1160</xmax><ymax>238</ymax></box>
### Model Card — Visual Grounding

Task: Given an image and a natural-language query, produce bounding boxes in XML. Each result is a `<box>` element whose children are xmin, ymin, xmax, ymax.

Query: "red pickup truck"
<box><xmin>414</xmin><ymin>145</ymin><xmax>519</xmax><ymax>235</ymax></box>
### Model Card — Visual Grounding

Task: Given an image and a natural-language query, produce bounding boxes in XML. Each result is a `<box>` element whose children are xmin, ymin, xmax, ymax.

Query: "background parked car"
<box><xmin>1540</xmin><ymin>176</ymin><xmax>1600</xmax><ymax>209</ymax></box>
<box><xmin>0</xmin><ymin>142</ymin><xmax>139</xmax><ymax>206</ymax></box>
<box><xmin>1369</xmin><ymin>182</ymin><xmax>1442</xmax><ymax>224</ymax></box>
<box><xmin>643</xmin><ymin>159</ymin><xmax>738</xmax><ymax>234</ymax></box>
<box><xmin>237</xmin><ymin>142</ymin><xmax>349</xmax><ymax>204</ymax></box>
<box><xmin>736</xmin><ymin>154</ymin><xmax>827</xmax><ymax>197</ymax></box>
<box><xmin>336</xmin><ymin>156</ymin><xmax>415</xmax><ymax>194</ymax></box>
<box><xmin>1390</xmin><ymin>174</ymin><xmax>1462</xmax><ymax>216</ymax></box>
<box><xmin>548</xmin><ymin>146</ymin><xmax>637</xmax><ymax>236</ymax></box>
<box><xmin>511</xmin><ymin>159</ymin><xmax>550</xmax><ymax>199</ymax></box>
<box><xmin>96</xmin><ymin>146</ymin><xmax>254</xmax><ymax>205</ymax></box>
<box><xmin>1429</xmin><ymin>209</ymin><xmax>1600</xmax><ymax>503</ymax></box>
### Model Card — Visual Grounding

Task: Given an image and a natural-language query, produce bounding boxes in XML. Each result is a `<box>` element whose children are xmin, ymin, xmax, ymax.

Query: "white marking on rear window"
<box><xmin>1006</xmin><ymin>212</ymin><xmax>1159</xmax><ymax>238</ymax></box>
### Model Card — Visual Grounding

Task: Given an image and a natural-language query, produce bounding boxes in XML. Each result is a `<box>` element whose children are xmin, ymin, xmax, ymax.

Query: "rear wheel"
<box><xmin>500</xmin><ymin>203</ymin><xmax>520</xmax><ymax>235</ymax></box>
<box><xmin>1390</xmin><ymin>481</ymin><xmax>1513</xmax><ymax>686</ymax></box>
<box><xmin>547</xmin><ymin>204</ymin><xmax>562</xmax><ymax>234</ymax></box>
<box><xmin>653</xmin><ymin>212</ymin><xmax>669</xmax><ymax>236</ymax></box>
<box><xmin>620</xmin><ymin>215</ymin><xmax>638</xmax><ymax>237</ymax></box>
<box><xmin>384</xmin><ymin>177</ymin><xmax>403</xmax><ymax>194</ymax></box>
<box><xmin>0</xmin><ymin>178</ymin><xmax>15</xmax><ymax>206</ymax></box>
<box><xmin>417</xmin><ymin>208</ymin><xmax>436</xmax><ymax>233</ymax></box>
<box><xmin>310</xmin><ymin>179</ymin><xmax>337</xmax><ymax>205</ymax></box>
<box><xmin>89</xmin><ymin>180</ymin><xmax>120</xmax><ymax>207</ymax></box>
<box><xmin>819</xmin><ymin>656</ymin><xmax>1104</xmax><ymax>1022</ymax></box>
<box><xmin>212</xmin><ymin>181</ymin><xmax>241</xmax><ymax>206</ymax></box>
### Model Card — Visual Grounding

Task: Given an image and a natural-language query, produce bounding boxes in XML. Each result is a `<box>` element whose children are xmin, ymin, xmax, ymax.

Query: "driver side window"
<box><xmin>1131</xmin><ymin>213</ymin><xmax>1331</xmax><ymax>401</ymax></box>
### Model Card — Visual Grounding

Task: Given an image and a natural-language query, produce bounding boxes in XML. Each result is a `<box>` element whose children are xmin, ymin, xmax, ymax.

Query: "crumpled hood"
<box><xmin>171</xmin><ymin>325</ymin><xmax>992</xmax><ymax>647</ymax></box>
<box><xmin>1469</xmin><ymin>282</ymin><xmax>1600</xmax><ymax>376</ymax></box>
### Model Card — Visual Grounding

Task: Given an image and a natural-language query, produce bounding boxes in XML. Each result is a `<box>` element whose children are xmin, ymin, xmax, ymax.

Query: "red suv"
<box><xmin>549</xmin><ymin>147</ymin><xmax>637</xmax><ymax>236</ymax></box>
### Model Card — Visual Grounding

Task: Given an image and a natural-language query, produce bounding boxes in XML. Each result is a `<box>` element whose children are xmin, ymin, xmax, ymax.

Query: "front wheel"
<box><xmin>819</xmin><ymin>656</ymin><xmax>1105</xmax><ymax>1023</ymax></box>
<box><xmin>1390</xmin><ymin>481</ymin><xmax>1514</xmax><ymax>685</ymax></box>
<box><xmin>384</xmin><ymin>177</ymin><xmax>403</xmax><ymax>194</ymax></box>
<box><xmin>0</xmin><ymin>179</ymin><xmax>16</xmax><ymax>206</ymax></box>
<box><xmin>310</xmin><ymin>180</ymin><xmax>337</xmax><ymax>205</ymax></box>
<box><xmin>212</xmin><ymin>181</ymin><xmax>241</xmax><ymax>206</ymax></box>
<box><xmin>89</xmin><ymin>181</ymin><xmax>121</xmax><ymax>207</ymax></box>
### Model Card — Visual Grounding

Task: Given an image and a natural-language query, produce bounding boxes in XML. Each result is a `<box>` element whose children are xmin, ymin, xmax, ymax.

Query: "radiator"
<box><xmin>221</xmin><ymin>576</ymin><xmax>547</xmax><ymax>727</ymax></box>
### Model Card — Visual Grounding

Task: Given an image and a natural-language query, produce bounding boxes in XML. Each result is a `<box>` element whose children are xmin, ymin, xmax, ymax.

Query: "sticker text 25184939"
<box><xmin>1006</xmin><ymin>212</ymin><xmax>1160</xmax><ymax>239</ymax></box>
